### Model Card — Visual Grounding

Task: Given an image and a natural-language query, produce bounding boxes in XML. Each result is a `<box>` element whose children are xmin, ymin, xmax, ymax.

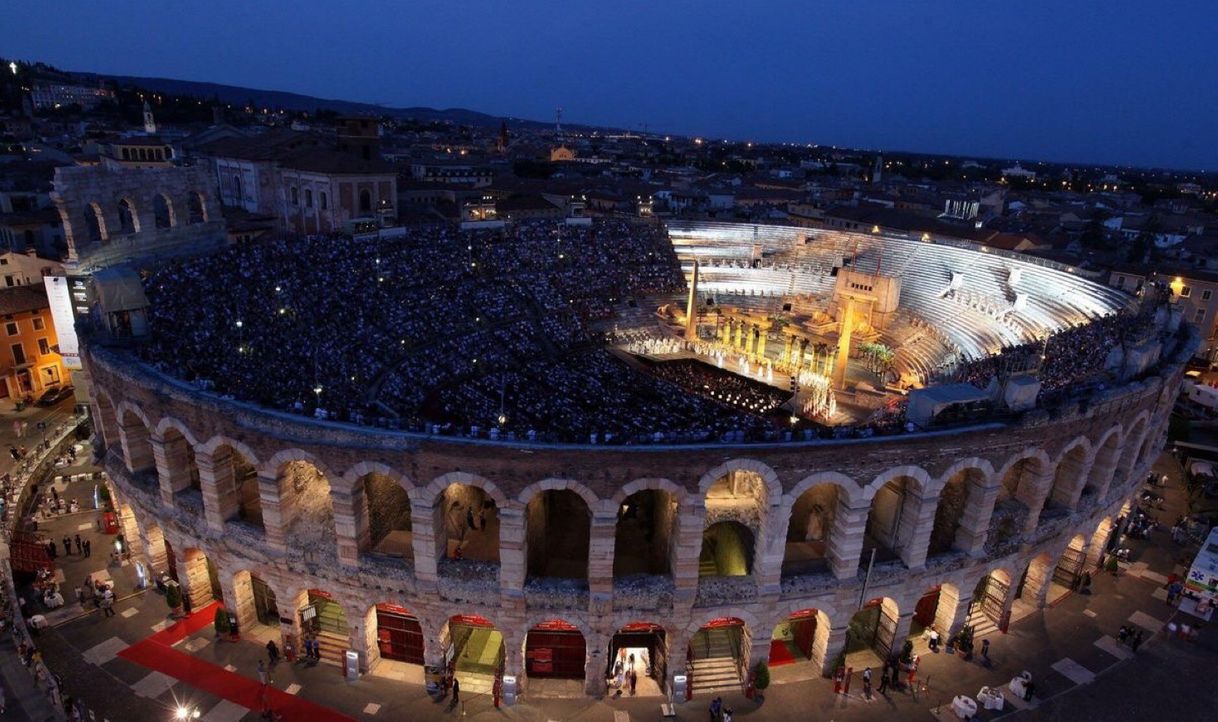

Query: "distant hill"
<box><xmin>75</xmin><ymin>72</ymin><xmax>582</xmax><ymax>131</ymax></box>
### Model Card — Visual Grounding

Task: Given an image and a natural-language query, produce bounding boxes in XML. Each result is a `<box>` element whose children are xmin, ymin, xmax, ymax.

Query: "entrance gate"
<box><xmin>526</xmin><ymin>620</ymin><xmax>586</xmax><ymax>680</ymax></box>
<box><xmin>300</xmin><ymin>590</ymin><xmax>347</xmax><ymax>636</ymax></box>
<box><xmin>1053</xmin><ymin>546</ymin><xmax>1086</xmax><ymax>589</ymax></box>
<box><xmin>875</xmin><ymin>601</ymin><xmax>898</xmax><ymax>659</ymax></box>
<box><xmin>251</xmin><ymin>575</ymin><xmax>278</xmax><ymax>626</ymax></box>
<box><xmin>609</xmin><ymin>623</ymin><xmax>666</xmax><ymax>686</ymax></box>
<box><xmin>376</xmin><ymin>604</ymin><xmax>424</xmax><ymax>665</ymax></box>
<box><xmin>980</xmin><ymin>574</ymin><xmax>1010</xmax><ymax>624</ymax></box>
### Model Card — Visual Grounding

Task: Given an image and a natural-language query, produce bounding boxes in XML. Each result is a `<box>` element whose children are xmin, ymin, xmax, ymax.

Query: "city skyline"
<box><xmin>3</xmin><ymin>1</ymin><xmax>1217</xmax><ymax>171</ymax></box>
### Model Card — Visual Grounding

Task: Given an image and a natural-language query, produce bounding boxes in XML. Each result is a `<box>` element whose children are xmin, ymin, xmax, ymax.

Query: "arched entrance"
<box><xmin>614</xmin><ymin>489</ymin><xmax>676</xmax><ymax>578</ymax></box>
<box><xmin>769</xmin><ymin>608</ymin><xmax>826</xmax><ymax>675</ymax></box>
<box><xmin>1050</xmin><ymin>534</ymin><xmax>1088</xmax><ymax>603</ymax></box>
<box><xmin>699</xmin><ymin>521</ymin><xmax>753</xmax><ymax>577</ymax></box>
<box><xmin>299</xmin><ymin>589</ymin><xmax>347</xmax><ymax>664</ymax></box>
<box><xmin>374</xmin><ymin>603</ymin><xmax>424</xmax><ymax>665</ymax></box>
<box><xmin>275</xmin><ymin>460</ymin><xmax>335</xmax><ymax>556</ymax></box>
<box><xmin>1015</xmin><ymin>553</ymin><xmax>1053</xmax><ymax>611</ymax></box>
<box><xmin>525</xmin><ymin>620</ymin><xmax>586</xmax><ymax>682</ymax></box>
<box><xmin>864</xmin><ymin>477</ymin><xmax>917</xmax><ymax>565</ymax></box>
<box><xmin>526</xmin><ymin>489</ymin><xmax>590</xmax><ymax>580</ymax></box>
<box><xmin>689</xmin><ymin>618</ymin><xmax>747</xmax><ymax>696</ymax></box>
<box><xmin>782</xmin><ymin>484</ymin><xmax>838</xmax><ymax>577</ymax></box>
<box><xmin>445</xmin><ymin>614</ymin><xmax>504</xmax><ymax>695</ymax></box>
<box><xmin>358</xmin><ymin>473</ymin><xmax>413</xmax><ymax>563</ymax></box>
<box><xmin>846</xmin><ymin>598</ymin><xmax>899</xmax><ymax>663</ymax></box>
<box><xmin>442</xmin><ymin>483</ymin><xmax>499</xmax><ymax>563</ymax></box>
<box><xmin>1044</xmin><ymin>444</ymin><xmax>1088</xmax><ymax>517</ymax></box>
<box><xmin>970</xmin><ymin>569</ymin><xmax>1012</xmax><ymax>633</ymax></box>
<box><xmin>250</xmin><ymin>573</ymin><xmax>278</xmax><ymax>627</ymax></box>
<box><xmin>608</xmin><ymin>622</ymin><xmax>667</xmax><ymax>697</ymax></box>
<box><xmin>911</xmin><ymin>586</ymin><xmax>941</xmax><ymax>637</ymax></box>
<box><xmin>929</xmin><ymin>468</ymin><xmax>983</xmax><ymax>557</ymax></box>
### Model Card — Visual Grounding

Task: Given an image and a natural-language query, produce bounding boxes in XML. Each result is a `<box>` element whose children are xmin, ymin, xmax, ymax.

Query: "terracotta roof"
<box><xmin>0</xmin><ymin>285</ymin><xmax>49</xmax><ymax>316</ymax></box>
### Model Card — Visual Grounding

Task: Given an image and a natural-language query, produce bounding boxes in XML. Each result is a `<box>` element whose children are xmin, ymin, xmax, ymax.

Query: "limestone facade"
<box><xmin>86</xmin><ymin>329</ymin><xmax>1189</xmax><ymax>698</ymax></box>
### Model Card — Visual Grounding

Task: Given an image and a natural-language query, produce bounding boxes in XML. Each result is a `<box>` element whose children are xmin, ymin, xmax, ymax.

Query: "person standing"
<box><xmin>1132</xmin><ymin>630</ymin><xmax>1145</xmax><ymax>652</ymax></box>
<box><xmin>862</xmin><ymin>667</ymin><xmax>873</xmax><ymax>700</ymax></box>
<box><xmin>877</xmin><ymin>665</ymin><xmax>890</xmax><ymax>695</ymax></box>
<box><xmin>629</xmin><ymin>668</ymin><xmax>637</xmax><ymax>696</ymax></box>
<box><xmin>83</xmin><ymin>539</ymin><xmax>91</xmax><ymax>558</ymax></box>
<box><xmin>258</xmin><ymin>660</ymin><xmax>268</xmax><ymax>686</ymax></box>
<box><xmin>62</xmin><ymin>536</ymin><xmax>71</xmax><ymax>556</ymax></box>
<box><xmin>74</xmin><ymin>535</ymin><xmax>82</xmax><ymax>554</ymax></box>
<box><xmin>451</xmin><ymin>676</ymin><xmax>460</xmax><ymax>704</ymax></box>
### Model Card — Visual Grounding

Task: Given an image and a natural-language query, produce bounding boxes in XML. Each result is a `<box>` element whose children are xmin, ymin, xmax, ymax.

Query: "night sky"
<box><xmin>3</xmin><ymin>1</ymin><xmax>1216</xmax><ymax>170</ymax></box>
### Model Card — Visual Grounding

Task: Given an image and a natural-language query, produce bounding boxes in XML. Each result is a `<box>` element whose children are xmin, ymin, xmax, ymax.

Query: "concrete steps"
<box><xmin>314</xmin><ymin>630</ymin><xmax>348</xmax><ymax>666</ymax></box>
<box><xmin>690</xmin><ymin>657</ymin><xmax>741</xmax><ymax>695</ymax></box>
<box><xmin>459</xmin><ymin>672</ymin><xmax>496</xmax><ymax>696</ymax></box>
<box><xmin>698</xmin><ymin>559</ymin><xmax>718</xmax><ymax>576</ymax></box>
<box><xmin>967</xmin><ymin>607</ymin><xmax>1000</xmax><ymax>639</ymax></box>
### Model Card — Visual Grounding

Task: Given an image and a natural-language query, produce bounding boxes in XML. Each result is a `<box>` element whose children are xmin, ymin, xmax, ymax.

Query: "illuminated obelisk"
<box><xmin>685</xmin><ymin>260</ymin><xmax>699</xmax><ymax>341</ymax></box>
<box><xmin>832</xmin><ymin>297</ymin><xmax>854</xmax><ymax>388</ymax></box>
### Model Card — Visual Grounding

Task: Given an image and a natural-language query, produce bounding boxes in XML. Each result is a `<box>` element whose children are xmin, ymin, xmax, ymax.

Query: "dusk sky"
<box><xmin>4</xmin><ymin>1</ymin><xmax>1216</xmax><ymax>170</ymax></box>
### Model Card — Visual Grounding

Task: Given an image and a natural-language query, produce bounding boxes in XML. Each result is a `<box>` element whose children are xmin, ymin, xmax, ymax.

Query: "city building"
<box><xmin>0</xmin><ymin>283</ymin><xmax>66</xmax><ymax>400</ymax></box>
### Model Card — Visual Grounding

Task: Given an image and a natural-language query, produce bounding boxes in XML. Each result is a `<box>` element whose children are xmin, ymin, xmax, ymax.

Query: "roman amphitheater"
<box><xmin>84</xmin><ymin>218</ymin><xmax>1195</xmax><ymax>701</ymax></box>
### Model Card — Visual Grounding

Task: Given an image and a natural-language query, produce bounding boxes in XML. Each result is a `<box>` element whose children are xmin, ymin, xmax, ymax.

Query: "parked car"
<box><xmin>35</xmin><ymin>385</ymin><xmax>74</xmax><ymax>407</ymax></box>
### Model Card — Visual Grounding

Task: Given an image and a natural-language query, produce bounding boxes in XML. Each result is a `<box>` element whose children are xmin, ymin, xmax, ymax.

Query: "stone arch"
<box><xmin>684</xmin><ymin>608</ymin><xmax>762</xmax><ymax>637</ymax></box>
<box><xmin>188</xmin><ymin>191</ymin><xmax>207</xmax><ymax>223</ymax></box>
<box><xmin>432</xmin><ymin>472</ymin><xmax>504</xmax><ymax>567</ymax></box>
<box><xmin>116</xmin><ymin>403</ymin><xmax>155</xmax><ymax>475</ymax></box>
<box><xmin>767</xmin><ymin>605</ymin><xmax>833</xmax><ymax>673</ymax></box>
<box><xmin>994</xmin><ymin>447</ymin><xmax>1051</xmax><ymax>537</ymax></box>
<box><xmin>1114</xmin><ymin>412</ymin><xmax>1150</xmax><ymax>490</ymax></box>
<box><xmin>516</xmin><ymin>478</ymin><xmax>600</xmax><ymax>512</ymax></box>
<box><xmin>198</xmin><ymin>435</ymin><xmax>261</xmax><ymax>469</ymax></box>
<box><xmin>1044</xmin><ymin>437</ymin><xmax>1092</xmax><ymax>515</ymax></box>
<box><xmin>153</xmin><ymin>192</ymin><xmax>174</xmax><ymax>229</ymax></box>
<box><xmin>153</xmin><ymin>417</ymin><xmax>200</xmax><ymax>448</ymax></box>
<box><xmin>1049</xmin><ymin>533</ymin><xmax>1089</xmax><ymax>603</ymax></box>
<box><xmin>846</xmin><ymin>597</ymin><xmax>901</xmax><ymax>659</ymax></box>
<box><xmin>698</xmin><ymin>459</ymin><xmax>783</xmax><ymax>503</ymax></box>
<box><xmin>782</xmin><ymin>472</ymin><xmax>853</xmax><ymax>578</ymax></box>
<box><xmin>1086</xmin><ymin>516</ymin><xmax>1116</xmax><ymax>568</ymax></box>
<box><xmin>262</xmin><ymin>448</ymin><xmax>338</xmax><ymax>483</ymax></box>
<box><xmin>861</xmin><ymin>466</ymin><xmax>933</xmax><ymax>567</ymax></box>
<box><xmin>929</xmin><ymin>460</ymin><xmax>993</xmax><ymax>557</ymax></box>
<box><xmin>117</xmin><ymin>197</ymin><xmax>139</xmax><ymax>234</ymax></box>
<box><xmin>263</xmin><ymin>453</ymin><xmax>337</xmax><ymax>558</ymax></box>
<box><xmin>157</xmin><ymin>423</ymin><xmax>201</xmax><ymax>501</ymax></box>
<box><xmin>1016</xmin><ymin>552</ymin><xmax>1054</xmax><ymax>608</ymax></box>
<box><xmin>1086</xmin><ymin>426</ymin><xmax>1123</xmax><ymax>500</ymax></box>
<box><xmin>611</xmin><ymin>477</ymin><xmax>687</xmax><ymax>506</ymax></box>
<box><xmin>347</xmin><ymin>464</ymin><xmax>414</xmax><ymax>562</ymax></box>
<box><xmin>614</xmin><ymin>485</ymin><xmax>679</xmax><ymax>578</ymax></box>
<box><xmin>524</xmin><ymin>484</ymin><xmax>592</xmax><ymax>580</ymax></box>
<box><xmin>83</xmin><ymin>201</ymin><xmax>107</xmax><ymax>242</ymax></box>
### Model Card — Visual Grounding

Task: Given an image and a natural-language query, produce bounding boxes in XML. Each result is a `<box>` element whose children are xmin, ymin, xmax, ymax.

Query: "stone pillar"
<box><xmin>584</xmin><ymin>631</ymin><xmax>608</xmax><ymax>697</ymax></box>
<box><xmin>756</xmin><ymin>332</ymin><xmax>766</xmax><ymax>358</ymax></box>
<box><xmin>891</xmin><ymin>611</ymin><xmax>915</xmax><ymax>651</ymax></box>
<box><xmin>899</xmin><ymin>492</ymin><xmax>938</xmax><ymax>570</ymax></box>
<box><xmin>832</xmin><ymin>297</ymin><xmax>854</xmax><ymax>388</ymax></box>
<box><xmin>221</xmin><ymin>572</ymin><xmax>258</xmax><ymax>632</ymax></box>
<box><xmin>955</xmin><ymin>483</ymin><xmax>999</xmax><ymax>556</ymax></box>
<box><xmin>1019</xmin><ymin>469</ymin><xmax>1053</xmax><ymax>535</ymax></box>
<box><xmin>197</xmin><ymin>448</ymin><xmax>238</xmax><ymax>533</ymax></box>
<box><xmin>782</xmin><ymin>335</ymin><xmax>792</xmax><ymax>364</ymax></box>
<box><xmin>934</xmin><ymin>588</ymin><xmax>968</xmax><ymax>637</ymax></box>
<box><xmin>411</xmin><ymin>499</ymin><xmax>445</xmax><ymax>588</ymax></box>
<box><xmin>331</xmin><ymin>490</ymin><xmax>361</xmax><ymax>569</ymax></box>
<box><xmin>280</xmin><ymin>588</ymin><xmax>308</xmax><ymax>661</ymax></box>
<box><xmin>733</xmin><ymin>321</ymin><xmax>743</xmax><ymax>349</ymax></box>
<box><xmin>259</xmin><ymin>472</ymin><xmax>287</xmax><ymax>552</ymax></box>
<box><xmin>587</xmin><ymin>511</ymin><xmax>616</xmax><ymax>600</ymax></box>
<box><xmin>352</xmin><ymin>482</ymin><xmax>373</xmax><ymax>555</ymax></box>
<box><xmin>757</xmin><ymin>501</ymin><xmax>789</xmax><ymax>594</ymax></box>
<box><xmin>118</xmin><ymin>416</ymin><xmax>154</xmax><ymax>474</ymax></box>
<box><xmin>498</xmin><ymin>506</ymin><xmax>527</xmax><ymax>597</ymax></box>
<box><xmin>671</xmin><ymin>501</ymin><xmax>706</xmax><ymax>604</ymax></box>
<box><xmin>139</xmin><ymin>524</ymin><xmax>168</xmax><ymax>572</ymax></box>
<box><xmin>1022</xmin><ymin>559</ymin><xmax>1053</xmax><ymax>609</ymax></box>
<box><xmin>827</xmin><ymin>498</ymin><xmax>868</xmax><ymax>580</ymax></box>
<box><xmin>821</xmin><ymin>624</ymin><xmax>849</xmax><ymax>676</ymax></box>
<box><xmin>151</xmin><ymin>435</ymin><xmax>191</xmax><ymax>509</ymax></box>
<box><xmin>720</xmin><ymin>322</ymin><xmax>731</xmax><ymax>346</ymax></box>
<box><xmin>361</xmin><ymin>607</ymin><xmax>380</xmax><ymax>673</ymax></box>
<box><xmin>346</xmin><ymin>605</ymin><xmax>372</xmax><ymax>673</ymax></box>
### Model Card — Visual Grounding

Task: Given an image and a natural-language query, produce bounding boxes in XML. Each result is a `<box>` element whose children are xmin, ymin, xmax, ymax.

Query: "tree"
<box><xmin>753</xmin><ymin>660</ymin><xmax>770</xmax><ymax>691</ymax></box>
<box><xmin>214</xmin><ymin>606</ymin><xmax>231</xmax><ymax>636</ymax></box>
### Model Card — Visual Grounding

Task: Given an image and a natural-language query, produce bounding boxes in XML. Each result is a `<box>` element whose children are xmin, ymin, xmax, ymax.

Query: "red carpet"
<box><xmin>117</xmin><ymin>603</ymin><xmax>355</xmax><ymax>722</ymax></box>
<box><xmin>768</xmin><ymin>639</ymin><xmax>796</xmax><ymax>666</ymax></box>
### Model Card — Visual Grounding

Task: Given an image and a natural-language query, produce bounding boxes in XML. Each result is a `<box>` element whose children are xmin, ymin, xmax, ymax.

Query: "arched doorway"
<box><xmin>525</xmin><ymin>620</ymin><xmax>586</xmax><ymax>682</ymax></box>
<box><xmin>275</xmin><ymin>460</ymin><xmax>335</xmax><ymax>557</ymax></box>
<box><xmin>699</xmin><ymin>521</ymin><xmax>753</xmax><ymax>577</ymax></box>
<box><xmin>526</xmin><ymin>489</ymin><xmax>590</xmax><ymax>580</ymax></box>
<box><xmin>83</xmin><ymin>203</ymin><xmax>106</xmax><ymax>242</ymax></box>
<box><xmin>1015</xmin><ymin>553</ymin><xmax>1053</xmax><ymax>611</ymax></box>
<box><xmin>153</xmin><ymin>193</ymin><xmax>173</xmax><ymax>228</ymax></box>
<box><xmin>358</xmin><ymin>473</ymin><xmax>413</xmax><ymax>563</ymax></box>
<box><xmin>782</xmin><ymin>484</ymin><xmax>838</xmax><ymax>577</ymax></box>
<box><xmin>445</xmin><ymin>614</ymin><xmax>504</xmax><ymax>695</ymax></box>
<box><xmin>614</xmin><ymin>489</ymin><xmax>676</xmax><ymax>578</ymax></box>
<box><xmin>373</xmin><ymin>603</ymin><xmax>424</xmax><ymax>665</ymax></box>
<box><xmin>864</xmin><ymin>477</ymin><xmax>917</xmax><ymax>565</ymax></box>
<box><xmin>1050</xmin><ymin>534</ymin><xmax>1088</xmax><ymax>603</ymax></box>
<box><xmin>911</xmin><ymin>585</ymin><xmax>941</xmax><ymax>637</ymax></box>
<box><xmin>1044</xmin><ymin>443</ymin><xmax>1088</xmax><ymax>517</ymax></box>
<box><xmin>299</xmin><ymin>589</ymin><xmax>347</xmax><ymax>664</ymax></box>
<box><xmin>211</xmin><ymin>445</ymin><xmax>263</xmax><ymax>531</ymax></box>
<box><xmin>970</xmin><ymin>569</ymin><xmax>1012</xmax><ymax>633</ymax></box>
<box><xmin>993</xmin><ymin>456</ymin><xmax>1045</xmax><ymax>543</ymax></box>
<box><xmin>846</xmin><ymin>598</ymin><xmax>899</xmax><ymax>663</ymax></box>
<box><xmin>689</xmin><ymin>618</ymin><xmax>747</xmax><ymax>696</ymax></box>
<box><xmin>929</xmin><ymin>468</ymin><xmax>983</xmax><ymax>557</ymax></box>
<box><xmin>769</xmin><ymin>608</ymin><xmax>825</xmax><ymax>674</ymax></box>
<box><xmin>117</xmin><ymin>198</ymin><xmax>138</xmax><ymax>234</ymax></box>
<box><xmin>250</xmin><ymin>573</ymin><xmax>279</xmax><ymax>627</ymax></box>
<box><xmin>442</xmin><ymin>482</ymin><xmax>499</xmax><ymax>564</ymax></box>
<box><xmin>608</xmin><ymin>622</ymin><xmax>667</xmax><ymax>697</ymax></box>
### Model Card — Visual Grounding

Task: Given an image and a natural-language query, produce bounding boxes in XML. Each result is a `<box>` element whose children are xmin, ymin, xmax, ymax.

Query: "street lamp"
<box><xmin>175</xmin><ymin>706</ymin><xmax>200</xmax><ymax>719</ymax></box>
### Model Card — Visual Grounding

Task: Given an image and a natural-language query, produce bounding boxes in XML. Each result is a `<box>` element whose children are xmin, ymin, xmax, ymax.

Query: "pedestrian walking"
<box><xmin>877</xmin><ymin>666</ymin><xmax>890</xmax><ymax>695</ymax></box>
<box><xmin>74</xmin><ymin>535</ymin><xmax>82</xmax><ymax>554</ymax></box>
<box><xmin>862</xmin><ymin>666</ymin><xmax>873</xmax><ymax>700</ymax></box>
<box><xmin>83</xmin><ymin>539</ymin><xmax>91</xmax><ymax>557</ymax></box>
<box><xmin>62</xmin><ymin>536</ymin><xmax>71</xmax><ymax>556</ymax></box>
<box><xmin>46</xmin><ymin>540</ymin><xmax>56</xmax><ymax>559</ymax></box>
<box><xmin>266</xmin><ymin>640</ymin><xmax>280</xmax><ymax>664</ymax></box>
<box><xmin>1167</xmin><ymin>580</ymin><xmax>1183</xmax><ymax>605</ymax></box>
<box><xmin>258</xmin><ymin>660</ymin><xmax>268</xmax><ymax>686</ymax></box>
<box><xmin>981</xmin><ymin>638</ymin><xmax>990</xmax><ymax>663</ymax></box>
<box><xmin>451</xmin><ymin>676</ymin><xmax>460</xmax><ymax>704</ymax></box>
<box><xmin>709</xmin><ymin>696</ymin><xmax>722</xmax><ymax>722</ymax></box>
<box><xmin>51</xmin><ymin>487</ymin><xmax>59</xmax><ymax>503</ymax></box>
<box><xmin>629</xmin><ymin>668</ymin><xmax>637</xmax><ymax>696</ymax></box>
<box><xmin>1118</xmin><ymin>625</ymin><xmax>1130</xmax><ymax>644</ymax></box>
<box><xmin>1132</xmin><ymin>630</ymin><xmax>1145</xmax><ymax>652</ymax></box>
<box><xmin>100</xmin><ymin>595</ymin><xmax>114</xmax><ymax>617</ymax></box>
